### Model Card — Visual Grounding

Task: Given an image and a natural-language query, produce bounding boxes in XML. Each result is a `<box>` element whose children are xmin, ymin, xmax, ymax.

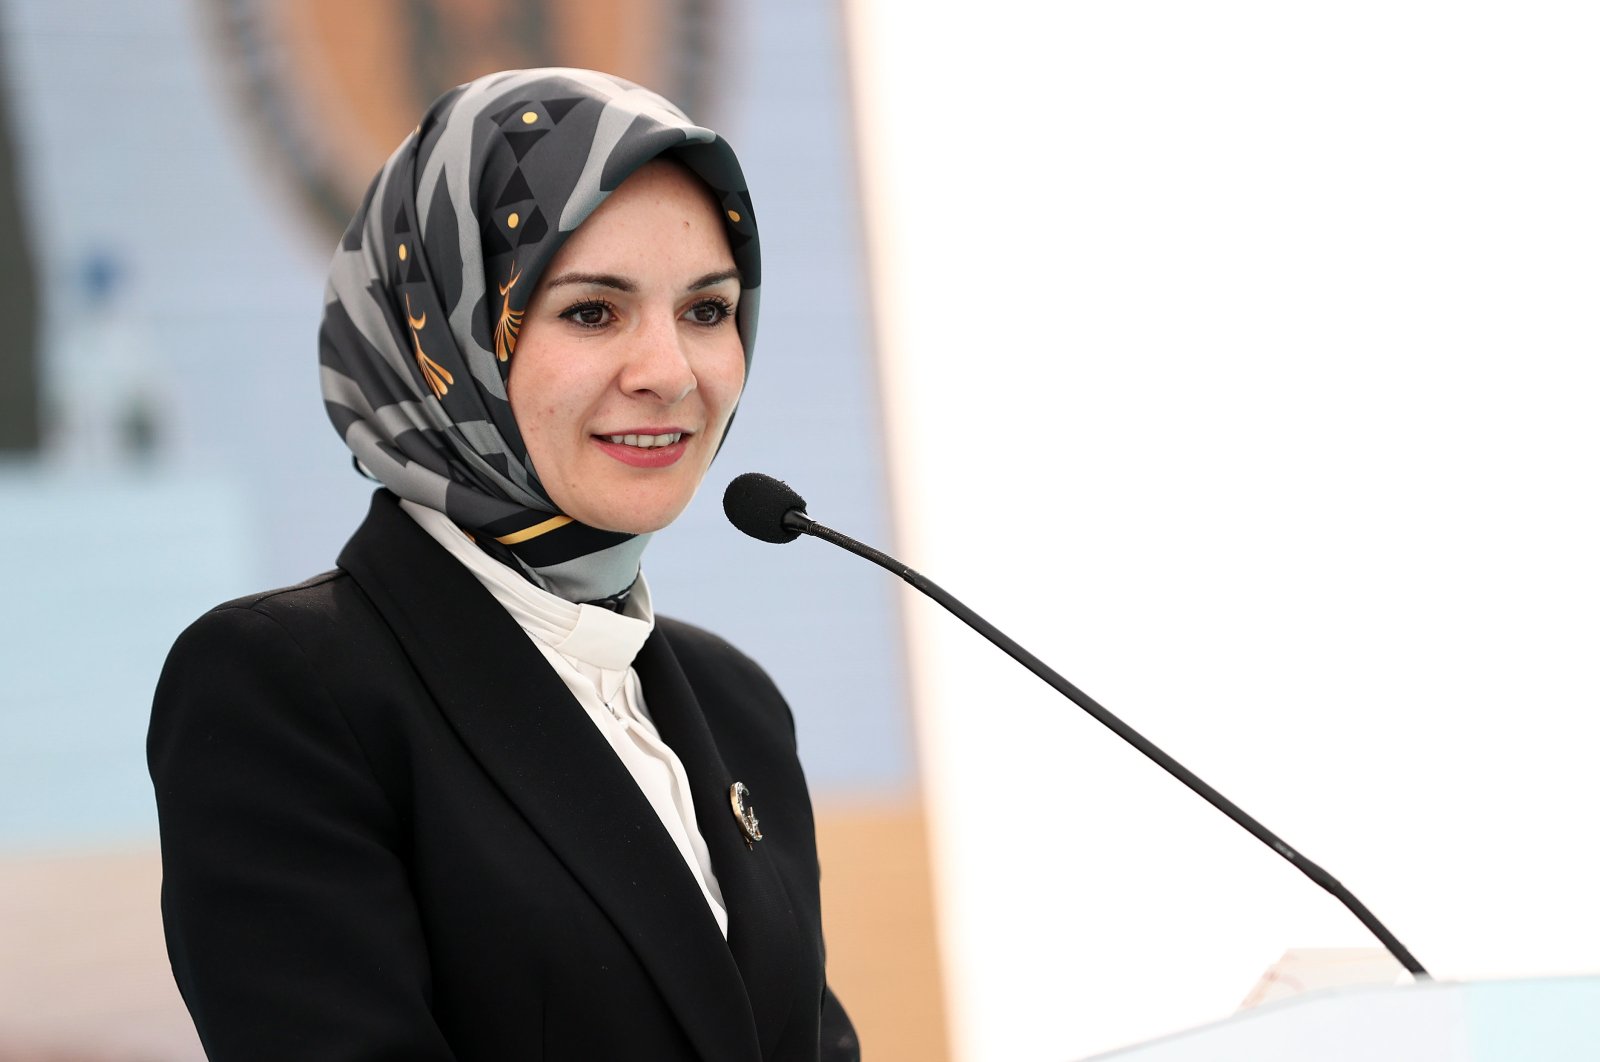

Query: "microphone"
<box><xmin>722</xmin><ymin>471</ymin><xmax>1430</xmax><ymax>980</ymax></box>
<box><xmin>722</xmin><ymin>472</ymin><xmax>810</xmax><ymax>543</ymax></box>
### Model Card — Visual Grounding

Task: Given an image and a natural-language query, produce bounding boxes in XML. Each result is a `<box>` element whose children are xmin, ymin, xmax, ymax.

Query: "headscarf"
<box><xmin>320</xmin><ymin>69</ymin><xmax>760</xmax><ymax>605</ymax></box>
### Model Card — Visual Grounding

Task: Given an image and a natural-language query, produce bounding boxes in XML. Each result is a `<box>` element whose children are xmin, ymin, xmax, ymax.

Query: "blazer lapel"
<box><xmin>634</xmin><ymin>631</ymin><xmax>807</xmax><ymax>1057</ymax></box>
<box><xmin>336</xmin><ymin>492</ymin><xmax>761</xmax><ymax>1062</ymax></box>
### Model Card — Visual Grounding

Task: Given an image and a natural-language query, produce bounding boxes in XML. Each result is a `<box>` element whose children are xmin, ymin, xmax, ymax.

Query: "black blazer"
<box><xmin>149</xmin><ymin>491</ymin><xmax>858</xmax><ymax>1061</ymax></box>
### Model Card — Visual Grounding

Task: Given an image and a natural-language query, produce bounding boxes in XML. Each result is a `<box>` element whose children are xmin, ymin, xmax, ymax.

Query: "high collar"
<box><xmin>400</xmin><ymin>498</ymin><xmax>653</xmax><ymax>672</ymax></box>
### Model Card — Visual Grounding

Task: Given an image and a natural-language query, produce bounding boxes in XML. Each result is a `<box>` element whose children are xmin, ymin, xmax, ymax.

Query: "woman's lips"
<box><xmin>592</xmin><ymin>430</ymin><xmax>691</xmax><ymax>468</ymax></box>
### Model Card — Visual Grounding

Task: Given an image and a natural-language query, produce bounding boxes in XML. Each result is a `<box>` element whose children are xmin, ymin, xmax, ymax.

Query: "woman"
<box><xmin>149</xmin><ymin>68</ymin><xmax>858</xmax><ymax>1061</ymax></box>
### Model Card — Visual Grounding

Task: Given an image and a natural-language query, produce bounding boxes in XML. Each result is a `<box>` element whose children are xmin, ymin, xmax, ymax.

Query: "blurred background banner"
<box><xmin>0</xmin><ymin>0</ymin><xmax>941</xmax><ymax>1058</ymax></box>
<box><xmin>17</xmin><ymin>2</ymin><xmax>1596</xmax><ymax>1061</ymax></box>
<box><xmin>198</xmin><ymin>0</ymin><xmax>725</xmax><ymax>241</ymax></box>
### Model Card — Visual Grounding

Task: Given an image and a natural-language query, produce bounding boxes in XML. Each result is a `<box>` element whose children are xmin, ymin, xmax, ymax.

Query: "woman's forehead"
<box><xmin>536</xmin><ymin>160</ymin><xmax>738</xmax><ymax>284</ymax></box>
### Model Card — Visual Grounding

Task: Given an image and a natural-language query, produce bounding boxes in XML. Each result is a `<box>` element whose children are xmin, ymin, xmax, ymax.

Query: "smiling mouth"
<box><xmin>600</xmin><ymin>432</ymin><xmax>685</xmax><ymax>449</ymax></box>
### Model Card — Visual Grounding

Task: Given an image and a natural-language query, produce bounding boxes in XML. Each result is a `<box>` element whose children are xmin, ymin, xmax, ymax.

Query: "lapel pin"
<box><xmin>728</xmin><ymin>781</ymin><xmax>762</xmax><ymax>849</ymax></box>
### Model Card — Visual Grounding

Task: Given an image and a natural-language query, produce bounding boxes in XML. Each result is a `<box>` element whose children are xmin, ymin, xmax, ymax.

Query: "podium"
<box><xmin>1085</xmin><ymin>976</ymin><xmax>1600</xmax><ymax>1060</ymax></box>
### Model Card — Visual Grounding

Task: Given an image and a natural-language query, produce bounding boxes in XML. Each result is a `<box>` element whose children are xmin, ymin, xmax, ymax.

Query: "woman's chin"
<box><xmin>551</xmin><ymin>458</ymin><xmax>712</xmax><ymax>535</ymax></box>
<box><xmin>567</xmin><ymin>495</ymin><xmax>695</xmax><ymax>536</ymax></box>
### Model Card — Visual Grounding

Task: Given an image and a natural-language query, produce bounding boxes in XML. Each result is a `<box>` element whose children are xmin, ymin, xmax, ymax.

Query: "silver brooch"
<box><xmin>728</xmin><ymin>781</ymin><xmax>763</xmax><ymax>849</ymax></box>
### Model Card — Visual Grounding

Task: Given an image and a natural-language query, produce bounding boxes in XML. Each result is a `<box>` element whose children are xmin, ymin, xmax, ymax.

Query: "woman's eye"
<box><xmin>561</xmin><ymin>301</ymin><xmax>614</xmax><ymax>328</ymax></box>
<box><xmin>685</xmin><ymin>298</ymin><xmax>734</xmax><ymax>326</ymax></box>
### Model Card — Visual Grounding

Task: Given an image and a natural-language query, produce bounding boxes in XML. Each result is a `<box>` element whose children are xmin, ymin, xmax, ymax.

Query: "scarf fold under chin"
<box><xmin>319</xmin><ymin>68</ymin><xmax>761</xmax><ymax>604</ymax></box>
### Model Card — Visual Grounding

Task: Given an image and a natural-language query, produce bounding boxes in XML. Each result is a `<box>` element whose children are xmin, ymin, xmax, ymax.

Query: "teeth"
<box><xmin>605</xmin><ymin>432</ymin><xmax>683</xmax><ymax>448</ymax></box>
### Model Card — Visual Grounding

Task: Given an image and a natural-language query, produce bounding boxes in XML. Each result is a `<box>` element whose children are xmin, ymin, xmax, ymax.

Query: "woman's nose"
<box><xmin>620</xmin><ymin>315</ymin><xmax>696</xmax><ymax>404</ymax></box>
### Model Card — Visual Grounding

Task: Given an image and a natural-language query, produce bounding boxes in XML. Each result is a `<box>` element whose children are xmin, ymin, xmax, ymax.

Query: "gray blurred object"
<box><xmin>47</xmin><ymin>250</ymin><xmax>166</xmax><ymax>466</ymax></box>
<box><xmin>0</xmin><ymin>48</ymin><xmax>40</xmax><ymax>454</ymax></box>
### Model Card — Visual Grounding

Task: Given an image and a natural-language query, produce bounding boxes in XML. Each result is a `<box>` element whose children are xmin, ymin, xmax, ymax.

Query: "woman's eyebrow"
<box><xmin>540</xmin><ymin>269</ymin><xmax>739</xmax><ymax>293</ymax></box>
<box><xmin>687</xmin><ymin>268</ymin><xmax>741</xmax><ymax>291</ymax></box>
<box><xmin>543</xmin><ymin>271</ymin><xmax>636</xmax><ymax>292</ymax></box>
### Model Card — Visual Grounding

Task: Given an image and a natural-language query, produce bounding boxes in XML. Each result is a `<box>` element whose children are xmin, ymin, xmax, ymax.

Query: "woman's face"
<box><xmin>508</xmin><ymin>160</ymin><xmax>745</xmax><ymax>534</ymax></box>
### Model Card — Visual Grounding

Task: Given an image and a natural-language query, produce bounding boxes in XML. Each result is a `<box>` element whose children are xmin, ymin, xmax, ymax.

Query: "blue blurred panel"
<box><xmin>0</xmin><ymin>0</ymin><xmax>368</xmax><ymax>586</ymax></box>
<box><xmin>0</xmin><ymin>469</ymin><xmax>256</xmax><ymax>851</ymax></box>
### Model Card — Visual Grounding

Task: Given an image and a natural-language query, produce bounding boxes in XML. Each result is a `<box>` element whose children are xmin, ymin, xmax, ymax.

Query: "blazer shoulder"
<box><xmin>157</xmin><ymin>569</ymin><xmax>402</xmax><ymax>723</ymax></box>
<box><xmin>210</xmin><ymin>567</ymin><xmax>353</xmax><ymax>619</ymax></box>
<box><xmin>654</xmin><ymin>615</ymin><xmax>796</xmax><ymax>734</ymax></box>
<box><xmin>655</xmin><ymin>615</ymin><xmax>770</xmax><ymax>683</ymax></box>
<box><xmin>151</xmin><ymin>568</ymin><xmax>415</xmax><ymax>827</ymax></box>
<box><xmin>179</xmin><ymin>568</ymin><xmax>382</xmax><ymax>647</ymax></box>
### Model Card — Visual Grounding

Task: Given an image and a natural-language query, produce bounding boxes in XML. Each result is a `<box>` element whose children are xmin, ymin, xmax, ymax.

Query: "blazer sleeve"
<box><xmin>821</xmin><ymin>984</ymin><xmax>860</xmax><ymax>1062</ymax></box>
<box><xmin>148</xmin><ymin>604</ymin><xmax>457</xmax><ymax>1062</ymax></box>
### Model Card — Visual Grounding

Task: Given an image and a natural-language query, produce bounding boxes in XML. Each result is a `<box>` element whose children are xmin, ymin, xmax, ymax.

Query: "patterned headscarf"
<box><xmin>320</xmin><ymin>69</ymin><xmax>760</xmax><ymax>605</ymax></box>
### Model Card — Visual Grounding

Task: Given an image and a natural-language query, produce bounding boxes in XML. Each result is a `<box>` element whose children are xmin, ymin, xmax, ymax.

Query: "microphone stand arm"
<box><xmin>783</xmin><ymin>510</ymin><xmax>1430</xmax><ymax>979</ymax></box>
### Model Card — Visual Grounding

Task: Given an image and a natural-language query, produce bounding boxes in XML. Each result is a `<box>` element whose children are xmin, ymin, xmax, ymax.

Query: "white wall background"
<box><xmin>844</xmin><ymin>2</ymin><xmax>1600</xmax><ymax>1059</ymax></box>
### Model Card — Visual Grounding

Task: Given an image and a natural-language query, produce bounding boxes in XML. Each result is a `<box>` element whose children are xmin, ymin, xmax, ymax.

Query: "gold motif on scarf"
<box><xmin>406</xmin><ymin>294</ymin><xmax>453</xmax><ymax>399</ymax></box>
<box><xmin>495</xmin><ymin>261</ymin><xmax>525</xmax><ymax>362</ymax></box>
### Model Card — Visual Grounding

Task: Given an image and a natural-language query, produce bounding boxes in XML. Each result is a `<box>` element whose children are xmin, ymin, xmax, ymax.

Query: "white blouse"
<box><xmin>400</xmin><ymin>500</ymin><xmax>729</xmax><ymax>937</ymax></box>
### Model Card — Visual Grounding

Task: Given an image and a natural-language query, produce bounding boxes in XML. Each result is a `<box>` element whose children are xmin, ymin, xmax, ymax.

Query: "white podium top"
<box><xmin>1086</xmin><ymin>976</ymin><xmax>1600</xmax><ymax>1061</ymax></box>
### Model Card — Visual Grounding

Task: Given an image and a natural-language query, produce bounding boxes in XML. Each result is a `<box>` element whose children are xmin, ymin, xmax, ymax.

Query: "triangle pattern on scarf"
<box><xmin>481</xmin><ymin>451</ymin><xmax>512</xmax><ymax>479</ymax></box>
<box><xmin>505</xmin><ymin>129</ymin><xmax>548</xmax><ymax>160</ymax></box>
<box><xmin>543</xmin><ymin>97</ymin><xmax>583</xmax><ymax>124</ymax></box>
<box><xmin>518</xmin><ymin>205</ymin><xmax>549</xmax><ymax>246</ymax></box>
<box><xmin>496</xmin><ymin>168</ymin><xmax>534</xmax><ymax>208</ymax></box>
<box><xmin>489</xmin><ymin>100</ymin><xmax>534</xmax><ymax>127</ymax></box>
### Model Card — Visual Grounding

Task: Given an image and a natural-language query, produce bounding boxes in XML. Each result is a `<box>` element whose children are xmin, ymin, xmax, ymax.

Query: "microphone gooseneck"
<box><xmin>724</xmin><ymin>471</ymin><xmax>1430</xmax><ymax>980</ymax></box>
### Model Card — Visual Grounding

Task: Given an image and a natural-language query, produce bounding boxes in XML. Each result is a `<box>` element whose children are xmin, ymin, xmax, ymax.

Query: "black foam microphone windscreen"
<box><xmin>722</xmin><ymin>473</ymin><xmax>807</xmax><ymax>543</ymax></box>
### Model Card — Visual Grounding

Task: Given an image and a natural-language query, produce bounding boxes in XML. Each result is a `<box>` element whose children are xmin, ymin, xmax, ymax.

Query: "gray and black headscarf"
<box><xmin>320</xmin><ymin>68</ymin><xmax>760</xmax><ymax>605</ymax></box>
